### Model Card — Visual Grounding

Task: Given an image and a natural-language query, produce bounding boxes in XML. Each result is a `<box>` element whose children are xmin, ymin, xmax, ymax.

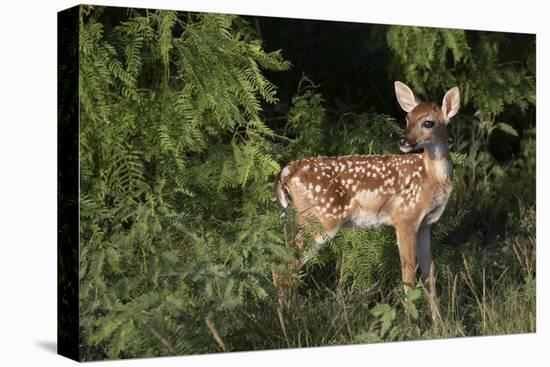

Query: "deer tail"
<box><xmin>274</xmin><ymin>165</ymin><xmax>293</xmax><ymax>208</ymax></box>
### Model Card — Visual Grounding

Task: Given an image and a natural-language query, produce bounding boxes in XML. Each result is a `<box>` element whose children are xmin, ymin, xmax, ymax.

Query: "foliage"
<box><xmin>387</xmin><ymin>26</ymin><xmax>535</xmax><ymax>114</ymax></box>
<box><xmin>79</xmin><ymin>7</ymin><xmax>293</xmax><ymax>359</ymax></box>
<box><xmin>75</xmin><ymin>6</ymin><xmax>536</xmax><ymax>360</ymax></box>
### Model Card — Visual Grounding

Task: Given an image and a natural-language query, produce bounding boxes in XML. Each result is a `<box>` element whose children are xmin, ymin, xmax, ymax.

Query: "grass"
<box><xmin>230</xmin><ymin>207</ymin><xmax>536</xmax><ymax>351</ymax></box>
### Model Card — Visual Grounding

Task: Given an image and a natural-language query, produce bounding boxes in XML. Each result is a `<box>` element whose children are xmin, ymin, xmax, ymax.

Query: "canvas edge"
<box><xmin>57</xmin><ymin>4</ymin><xmax>81</xmax><ymax>362</ymax></box>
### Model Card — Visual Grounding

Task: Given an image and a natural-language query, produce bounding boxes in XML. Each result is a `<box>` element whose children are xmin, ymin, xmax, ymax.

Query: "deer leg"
<box><xmin>272</xmin><ymin>215</ymin><xmax>309</xmax><ymax>306</ymax></box>
<box><xmin>417</xmin><ymin>225</ymin><xmax>435</xmax><ymax>295</ymax></box>
<box><xmin>395</xmin><ymin>223</ymin><xmax>418</xmax><ymax>292</ymax></box>
<box><xmin>300</xmin><ymin>225</ymin><xmax>340</xmax><ymax>264</ymax></box>
<box><xmin>417</xmin><ymin>225</ymin><xmax>440</xmax><ymax>321</ymax></box>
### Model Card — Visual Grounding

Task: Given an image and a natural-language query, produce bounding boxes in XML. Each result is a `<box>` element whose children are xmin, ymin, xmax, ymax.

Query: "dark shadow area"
<box><xmin>36</xmin><ymin>340</ymin><xmax>57</xmax><ymax>354</ymax></box>
<box><xmin>57</xmin><ymin>5</ymin><xmax>80</xmax><ymax>362</ymax></box>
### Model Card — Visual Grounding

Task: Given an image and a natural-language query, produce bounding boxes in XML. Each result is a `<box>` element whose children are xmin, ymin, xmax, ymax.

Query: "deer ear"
<box><xmin>442</xmin><ymin>87</ymin><xmax>460</xmax><ymax>122</ymax></box>
<box><xmin>394</xmin><ymin>81</ymin><xmax>420</xmax><ymax>112</ymax></box>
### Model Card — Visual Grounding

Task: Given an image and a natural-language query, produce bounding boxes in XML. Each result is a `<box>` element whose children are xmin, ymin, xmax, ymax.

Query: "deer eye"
<box><xmin>423</xmin><ymin>120</ymin><xmax>435</xmax><ymax>128</ymax></box>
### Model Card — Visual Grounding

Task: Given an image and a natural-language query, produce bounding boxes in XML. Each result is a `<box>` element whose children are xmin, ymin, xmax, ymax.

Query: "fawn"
<box><xmin>274</xmin><ymin>81</ymin><xmax>460</xmax><ymax>316</ymax></box>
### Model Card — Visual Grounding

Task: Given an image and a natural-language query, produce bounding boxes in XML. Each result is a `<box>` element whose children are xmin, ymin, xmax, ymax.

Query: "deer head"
<box><xmin>395</xmin><ymin>81</ymin><xmax>460</xmax><ymax>153</ymax></box>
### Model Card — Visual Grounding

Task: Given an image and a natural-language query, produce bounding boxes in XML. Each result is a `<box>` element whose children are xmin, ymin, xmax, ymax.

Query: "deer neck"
<box><xmin>423</xmin><ymin>139</ymin><xmax>453</xmax><ymax>185</ymax></box>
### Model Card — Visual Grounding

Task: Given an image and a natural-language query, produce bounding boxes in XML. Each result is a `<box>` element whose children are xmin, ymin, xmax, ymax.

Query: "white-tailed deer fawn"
<box><xmin>275</xmin><ymin>81</ymin><xmax>460</xmax><ymax>317</ymax></box>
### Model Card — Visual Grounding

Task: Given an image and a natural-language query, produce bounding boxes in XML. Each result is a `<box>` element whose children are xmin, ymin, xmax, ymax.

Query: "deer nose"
<box><xmin>398</xmin><ymin>136</ymin><xmax>407</xmax><ymax>146</ymax></box>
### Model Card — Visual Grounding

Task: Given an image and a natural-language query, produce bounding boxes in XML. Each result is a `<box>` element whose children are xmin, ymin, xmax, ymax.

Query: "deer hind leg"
<box><xmin>299</xmin><ymin>223</ymin><xmax>340</xmax><ymax>263</ymax></box>
<box><xmin>395</xmin><ymin>222</ymin><xmax>418</xmax><ymax>292</ymax></box>
<box><xmin>272</xmin><ymin>214</ymin><xmax>310</xmax><ymax>306</ymax></box>
<box><xmin>417</xmin><ymin>225</ymin><xmax>440</xmax><ymax>321</ymax></box>
<box><xmin>273</xmin><ymin>215</ymin><xmax>340</xmax><ymax>306</ymax></box>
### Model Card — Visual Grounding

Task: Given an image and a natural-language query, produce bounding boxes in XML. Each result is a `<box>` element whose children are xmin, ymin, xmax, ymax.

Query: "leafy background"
<box><xmin>76</xmin><ymin>6</ymin><xmax>535</xmax><ymax>360</ymax></box>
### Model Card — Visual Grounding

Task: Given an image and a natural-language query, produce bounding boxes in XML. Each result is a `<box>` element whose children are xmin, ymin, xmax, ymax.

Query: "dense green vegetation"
<box><xmin>77</xmin><ymin>6</ymin><xmax>535</xmax><ymax>360</ymax></box>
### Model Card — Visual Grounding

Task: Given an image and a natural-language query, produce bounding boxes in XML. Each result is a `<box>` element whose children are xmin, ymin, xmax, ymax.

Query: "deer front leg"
<box><xmin>395</xmin><ymin>223</ymin><xmax>418</xmax><ymax>292</ymax></box>
<box><xmin>417</xmin><ymin>225</ymin><xmax>440</xmax><ymax>321</ymax></box>
<box><xmin>417</xmin><ymin>225</ymin><xmax>436</xmax><ymax>297</ymax></box>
